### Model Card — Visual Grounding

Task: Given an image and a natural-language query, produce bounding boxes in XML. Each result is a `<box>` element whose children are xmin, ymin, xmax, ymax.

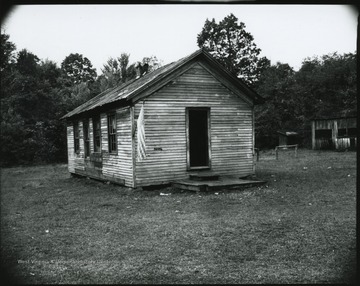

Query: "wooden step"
<box><xmin>189</xmin><ymin>171</ymin><xmax>219</xmax><ymax>181</ymax></box>
<box><xmin>172</xmin><ymin>176</ymin><xmax>266</xmax><ymax>192</ymax></box>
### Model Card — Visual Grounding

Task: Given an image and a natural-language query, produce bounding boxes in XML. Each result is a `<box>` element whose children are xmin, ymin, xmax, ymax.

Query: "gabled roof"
<box><xmin>62</xmin><ymin>49</ymin><xmax>263</xmax><ymax>120</ymax></box>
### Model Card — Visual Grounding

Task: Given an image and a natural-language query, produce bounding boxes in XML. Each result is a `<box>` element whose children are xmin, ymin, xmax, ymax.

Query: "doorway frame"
<box><xmin>185</xmin><ymin>107</ymin><xmax>211</xmax><ymax>171</ymax></box>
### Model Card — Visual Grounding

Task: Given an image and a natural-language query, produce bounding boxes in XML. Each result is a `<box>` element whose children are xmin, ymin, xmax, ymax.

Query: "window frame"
<box><xmin>107</xmin><ymin>113</ymin><xmax>117</xmax><ymax>154</ymax></box>
<box><xmin>93</xmin><ymin>115</ymin><xmax>101</xmax><ymax>153</ymax></box>
<box><xmin>73</xmin><ymin>121</ymin><xmax>80</xmax><ymax>154</ymax></box>
<box><xmin>83</xmin><ymin>119</ymin><xmax>90</xmax><ymax>157</ymax></box>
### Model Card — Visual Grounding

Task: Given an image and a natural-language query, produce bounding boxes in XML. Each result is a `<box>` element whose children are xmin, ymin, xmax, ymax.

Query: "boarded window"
<box><xmin>315</xmin><ymin>129</ymin><xmax>332</xmax><ymax>139</ymax></box>
<box><xmin>83</xmin><ymin>119</ymin><xmax>90</xmax><ymax>157</ymax></box>
<box><xmin>74</xmin><ymin>122</ymin><xmax>80</xmax><ymax>154</ymax></box>
<box><xmin>107</xmin><ymin>114</ymin><xmax>117</xmax><ymax>153</ymax></box>
<box><xmin>93</xmin><ymin>115</ymin><xmax>101</xmax><ymax>152</ymax></box>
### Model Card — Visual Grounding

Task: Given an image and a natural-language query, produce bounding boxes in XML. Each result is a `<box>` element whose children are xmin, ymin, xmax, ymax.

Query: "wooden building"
<box><xmin>277</xmin><ymin>131</ymin><xmax>299</xmax><ymax>146</ymax></box>
<box><xmin>311</xmin><ymin>116</ymin><xmax>357</xmax><ymax>150</ymax></box>
<box><xmin>62</xmin><ymin>49</ymin><xmax>263</xmax><ymax>188</ymax></box>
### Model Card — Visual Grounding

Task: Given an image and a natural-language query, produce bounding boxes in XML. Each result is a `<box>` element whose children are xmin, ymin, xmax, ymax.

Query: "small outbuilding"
<box><xmin>62</xmin><ymin>49</ymin><xmax>263</xmax><ymax>188</ymax></box>
<box><xmin>277</xmin><ymin>130</ymin><xmax>299</xmax><ymax>146</ymax></box>
<box><xmin>311</xmin><ymin>116</ymin><xmax>357</xmax><ymax>150</ymax></box>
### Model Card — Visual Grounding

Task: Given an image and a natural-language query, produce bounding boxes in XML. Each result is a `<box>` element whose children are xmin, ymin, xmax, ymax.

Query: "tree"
<box><xmin>61</xmin><ymin>53</ymin><xmax>97</xmax><ymax>84</ymax></box>
<box><xmin>97</xmin><ymin>54</ymin><xmax>162</xmax><ymax>92</ymax></box>
<box><xmin>16</xmin><ymin>49</ymin><xmax>40</xmax><ymax>76</ymax></box>
<box><xmin>99</xmin><ymin>53</ymin><xmax>131</xmax><ymax>91</ymax></box>
<box><xmin>118</xmin><ymin>53</ymin><xmax>130</xmax><ymax>80</ymax></box>
<box><xmin>254</xmin><ymin>62</ymin><xmax>296</xmax><ymax>148</ymax></box>
<box><xmin>0</xmin><ymin>32</ymin><xmax>16</xmax><ymax>103</ymax></box>
<box><xmin>38</xmin><ymin>59</ymin><xmax>62</xmax><ymax>89</ymax></box>
<box><xmin>138</xmin><ymin>56</ymin><xmax>162</xmax><ymax>73</ymax></box>
<box><xmin>0</xmin><ymin>31</ymin><xmax>16</xmax><ymax>72</ymax></box>
<box><xmin>254</xmin><ymin>52</ymin><xmax>357</xmax><ymax>149</ymax></box>
<box><xmin>197</xmin><ymin>14</ymin><xmax>270</xmax><ymax>86</ymax></box>
<box><xmin>294</xmin><ymin>52</ymin><xmax>357</xmax><ymax>119</ymax></box>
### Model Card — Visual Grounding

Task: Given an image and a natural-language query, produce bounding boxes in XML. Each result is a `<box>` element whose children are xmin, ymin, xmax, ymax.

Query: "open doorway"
<box><xmin>186</xmin><ymin>108</ymin><xmax>211</xmax><ymax>170</ymax></box>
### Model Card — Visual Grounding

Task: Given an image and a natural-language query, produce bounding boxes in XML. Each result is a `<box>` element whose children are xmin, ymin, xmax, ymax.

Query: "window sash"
<box><xmin>74</xmin><ymin>122</ymin><xmax>80</xmax><ymax>154</ymax></box>
<box><xmin>83</xmin><ymin>120</ymin><xmax>90</xmax><ymax>157</ymax></box>
<box><xmin>93</xmin><ymin>116</ymin><xmax>101</xmax><ymax>152</ymax></box>
<box><xmin>107</xmin><ymin>114</ymin><xmax>117</xmax><ymax>153</ymax></box>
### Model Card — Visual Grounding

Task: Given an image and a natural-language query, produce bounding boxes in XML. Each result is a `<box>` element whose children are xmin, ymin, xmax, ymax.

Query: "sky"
<box><xmin>1</xmin><ymin>4</ymin><xmax>358</xmax><ymax>74</ymax></box>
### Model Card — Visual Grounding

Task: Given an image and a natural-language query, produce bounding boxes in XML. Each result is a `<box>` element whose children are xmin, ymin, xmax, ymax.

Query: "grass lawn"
<box><xmin>0</xmin><ymin>149</ymin><xmax>356</xmax><ymax>284</ymax></box>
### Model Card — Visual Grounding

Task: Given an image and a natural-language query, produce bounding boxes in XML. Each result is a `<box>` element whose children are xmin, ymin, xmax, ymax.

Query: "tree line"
<box><xmin>0</xmin><ymin>14</ymin><xmax>356</xmax><ymax>166</ymax></box>
<box><xmin>197</xmin><ymin>14</ymin><xmax>357</xmax><ymax>148</ymax></box>
<box><xmin>0</xmin><ymin>32</ymin><xmax>161</xmax><ymax>166</ymax></box>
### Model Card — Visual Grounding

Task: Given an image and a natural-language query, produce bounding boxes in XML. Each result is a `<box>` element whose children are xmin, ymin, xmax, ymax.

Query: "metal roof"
<box><xmin>62</xmin><ymin>49</ymin><xmax>263</xmax><ymax>120</ymax></box>
<box><xmin>277</xmin><ymin>131</ymin><xmax>299</xmax><ymax>136</ymax></box>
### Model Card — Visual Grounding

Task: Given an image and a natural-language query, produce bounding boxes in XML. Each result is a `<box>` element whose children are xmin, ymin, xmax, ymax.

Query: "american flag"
<box><xmin>137</xmin><ymin>103</ymin><xmax>146</xmax><ymax>161</ymax></box>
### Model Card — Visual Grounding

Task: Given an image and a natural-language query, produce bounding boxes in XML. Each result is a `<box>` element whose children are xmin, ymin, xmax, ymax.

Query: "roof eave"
<box><xmin>61</xmin><ymin>98</ymin><xmax>129</xmax><ymax>121</ymax></box>
<box><xmin>61</xmin><ymin>48</ymin><xmax>265</xmax><ymax>120</ymax></box>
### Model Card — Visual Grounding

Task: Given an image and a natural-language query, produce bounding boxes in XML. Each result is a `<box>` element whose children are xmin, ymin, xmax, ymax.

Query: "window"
<box><xmin>107</xmin><ymin>114</ymin><xmax>117</xmax><ymax>153</ymax></box>
<box><xmin>83</xmin><ymin>119</ymin><xmax>90</xmax><ymax>157</ymax></box>
<box><xmin>74</xmin><ymin>121</ymin><xmax>80</xmax><ymax>154</ymax></box>
<box><xmin>93</xmin><ymin>115</ymin><xmax>101</xmax><ymax>152</ymax></box>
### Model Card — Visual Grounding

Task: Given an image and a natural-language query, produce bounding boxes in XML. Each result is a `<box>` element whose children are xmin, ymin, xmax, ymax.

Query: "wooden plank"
<box><xmin>74</xmin><ymin>169</ymin><xmax>125</xmax><ymax>186</ymax></box>
<box><xmin>333</xmin><ymin>120</ymin><xmax>338</xmax><ymax>149</ymax></box>
<box><xmin>130</xmin><ymin>106</ymin><xmax>136</xmax><ymax>188</ymax></box>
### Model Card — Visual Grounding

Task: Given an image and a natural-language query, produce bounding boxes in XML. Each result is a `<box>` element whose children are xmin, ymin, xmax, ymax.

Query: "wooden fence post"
<box><xmin>254</xmin><ymin>148</ymin><xmax>259</xmax><ymax>162</ymax></box>
<box><xmin>275</xmin><ymin>144</ymin><xmax>298</xmax><ymax>160</ymax></box>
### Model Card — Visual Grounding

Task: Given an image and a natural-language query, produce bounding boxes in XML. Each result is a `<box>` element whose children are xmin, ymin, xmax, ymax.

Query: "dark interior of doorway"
<box><xmin>189</xmin><ymin>109</ymin><xmax>209</xmax><ymax>168</ymax></box>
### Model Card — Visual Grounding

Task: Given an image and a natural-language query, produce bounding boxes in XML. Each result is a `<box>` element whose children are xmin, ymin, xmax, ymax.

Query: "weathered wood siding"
<box><xmin>312</xmin><ymin>117</ymin><xmax>357</xmax><ymax>150</ymax></box>
<box><xmin>67</xmin><ymin>108</ymin><xmax>134</xmax><ymax>187</ymax></box>
<box><xmin>101</xmin><ymin>108</ymin><xmax>134</xmax><ymax>187</ymax></box>
<box><xmin>67</xmin><ymin>124</ymin><xmax>75</xmax><ymax>173</ymax></box>
<box><xmin>134</xmin><ymin>62</ymin><xmax>254</xmax><ymax>187</ymax></box>
<box><xmin>69</xmin><ymin>120</ymin><xmax>86</xmax><ymax>172</ymax></box>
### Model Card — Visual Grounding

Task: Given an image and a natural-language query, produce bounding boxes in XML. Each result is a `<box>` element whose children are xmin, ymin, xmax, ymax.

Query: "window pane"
<box><xmin>83</xmin><ymin>120</ymin><xmax>90</xmax><ymax>157</ymax></box>
<box><xmin>108</xmin><ymin>114</ymin><xmax>117</xmax><ymax>152</ymax></box>
<box><xmin>93</xmin><ymin>116</ymin><xmax>101</xmax><ymax>152</ymax></box>
<box><xmin>74</xmin><ymin>122</ymin><xmax>80</xmax><ymax>153</ymax></box>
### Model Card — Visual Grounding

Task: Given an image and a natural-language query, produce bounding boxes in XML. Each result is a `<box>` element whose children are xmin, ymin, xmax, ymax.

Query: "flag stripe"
<box><xmin>137</xmin><ymin>103</ymin><xmax>146</xmax><ymax>161</ymax></box>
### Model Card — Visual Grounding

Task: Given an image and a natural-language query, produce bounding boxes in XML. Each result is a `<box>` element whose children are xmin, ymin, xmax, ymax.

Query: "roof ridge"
<box><xmin>62</xmin><ymin>49</ymin><xmax>262</xmax><ymax>120</ymax></box>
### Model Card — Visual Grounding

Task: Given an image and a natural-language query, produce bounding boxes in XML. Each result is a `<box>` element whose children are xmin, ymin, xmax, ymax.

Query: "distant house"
<box><xmin>311</xmin><ymin>116</ymin><xmax>357</xmax><ymax>150</ymax></box>
<box><xmin>61</xmin><ymin>49</ymin><xmax>263</xmax><ymax>188</ymax></box>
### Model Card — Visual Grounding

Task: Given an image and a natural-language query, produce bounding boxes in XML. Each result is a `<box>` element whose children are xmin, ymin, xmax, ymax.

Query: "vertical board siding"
<box><xmin>134</xmin><ymin>63</ymin><xmax>254</xmax><ymax>187</ymax></box>
<box><xmin>312</xmin><ymin>117</ymin><xmax>357</xmax><ymax>150</ymax></box>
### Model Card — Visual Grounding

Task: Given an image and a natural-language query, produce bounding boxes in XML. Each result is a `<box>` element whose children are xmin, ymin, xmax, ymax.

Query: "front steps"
<box><xmin>172</xmin><ymin>172</ymin><xmax>266</xmax><ymax>192</ymax></box>
<box><xmin>189</xmin><ymin>171</ymin><xmax>220</xmax><ymax>181</ymax></box>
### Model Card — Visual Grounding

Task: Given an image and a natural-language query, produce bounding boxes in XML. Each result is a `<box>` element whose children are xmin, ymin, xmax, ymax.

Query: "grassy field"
<box><xmin>0</xmin><ymin>149</ymin><xmax>356</xmax><ymax>284</ymax></box>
